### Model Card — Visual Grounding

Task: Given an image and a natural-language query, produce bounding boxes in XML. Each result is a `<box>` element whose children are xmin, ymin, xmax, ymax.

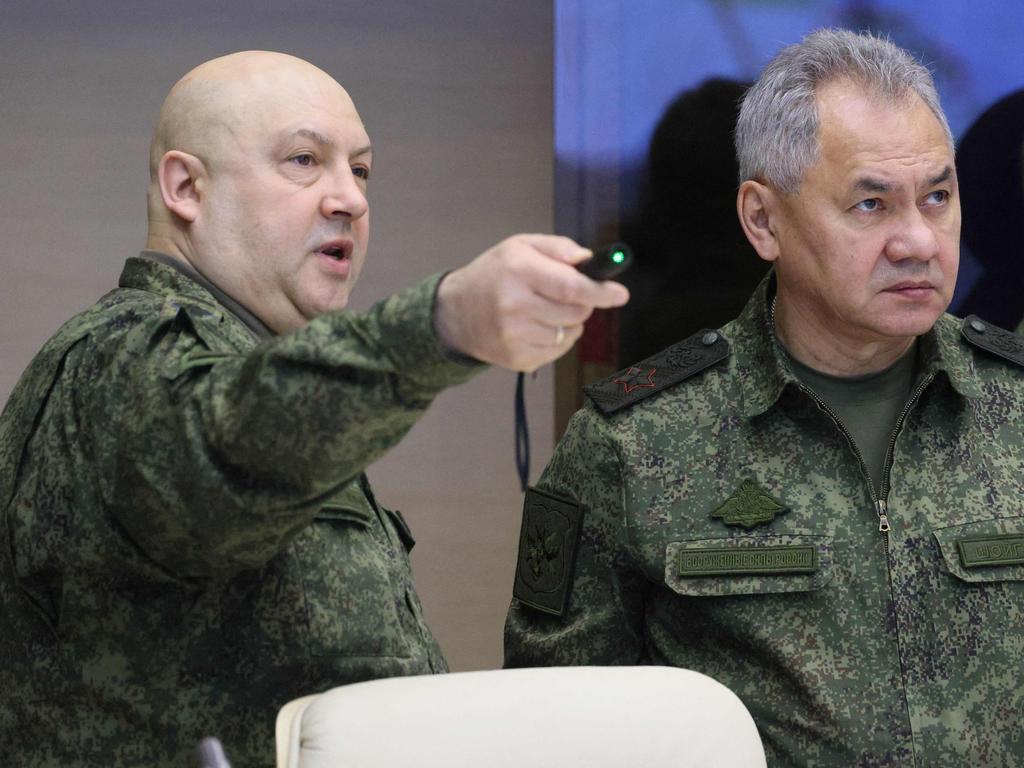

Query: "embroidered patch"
<box><xmin>512</xmin><ymin>487</ymin><xmax>583</xmax><ymax>617</ymax></box>
<box><xmin>584</xmin><ymin>329</ymin><xmax>730</xmax><ymax>416</ymax></box>
<box><xmin>711</xmin><ymin>479</ymin><xmax>789</xmax><ymax>528</ymax></box>
<box><xmin>957</xmin><ymin>535</ymin><xmax>1024</xmax><ymax>568</ymax></box>
<box><xmin>961</xmin><ymin>315</ymin><xmax>1024</xmax><ymax>367</ymax></box>
<box><xmin>613</xmin><ymin>366</ymin><xmax>657</xmax><ymax>393</ymax></box>
<box><xmin>678</xmin><ymin>545</ymin><xmax>817</xmax><ymax>577</ymax></box>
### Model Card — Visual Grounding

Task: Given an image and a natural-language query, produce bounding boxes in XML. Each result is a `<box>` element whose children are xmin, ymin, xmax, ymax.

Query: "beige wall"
<box><xmin>0</xmin><ymin>1</ymin><xmax>554</xmax><ymax>671</ymax></box>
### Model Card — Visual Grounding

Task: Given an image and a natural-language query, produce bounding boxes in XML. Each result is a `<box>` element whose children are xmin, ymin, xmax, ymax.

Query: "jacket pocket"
<box><xmin>932</xmin><ymin>517</ymin><xmax>1024</xmax><ymax>584</ymax></box>
<box><xmin>931</xmin><ymin>518</ymin><xmax>1024</xmax><ymax>638</ymax></box>
<box><xmin>296</xmin><ymin>483</ymin><xmax>410</xmax><ymax>658</ymax></box>
<box><xmin>665</xmin><ymin>533</ymin><xmax>836</xmax><ymax>597</ymax></box>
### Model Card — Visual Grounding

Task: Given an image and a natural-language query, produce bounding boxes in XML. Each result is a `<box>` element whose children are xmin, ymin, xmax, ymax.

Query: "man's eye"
<box><xmin>854</xmin><ymin>198</ymin><xmax>880</xmax><ymax>212</ymax></box>
<box><xmin>290</xmin><ymin>153</ymin><xmax>316</xmax><ymax>167</ymax></box>
<box><xmin>352</xmin><ymin>166</ymin><xmax>371</xmax><ymax>180</ymax></box>
<box><xmin>924</xmin><ymin>190</ymin><xmax>949</xmax><ymax>205</ymax></box>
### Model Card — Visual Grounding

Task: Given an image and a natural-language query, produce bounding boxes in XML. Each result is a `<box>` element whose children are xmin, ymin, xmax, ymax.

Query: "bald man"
<box><xmin>0</xmin><ymin>52</ymin><xmax>627</xmax><ymax>767</ymax></box>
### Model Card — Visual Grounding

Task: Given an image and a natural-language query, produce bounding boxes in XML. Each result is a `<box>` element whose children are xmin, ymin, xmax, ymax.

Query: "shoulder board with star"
<box><xmin>583</xmin><ymin>328</ymin><xmax>730</xmax><ymax>416</ymax></box>
<box><xmin>961</xmin><ymin>315</ymin><xmax>1024</xmax><ymax>368</ymax></box>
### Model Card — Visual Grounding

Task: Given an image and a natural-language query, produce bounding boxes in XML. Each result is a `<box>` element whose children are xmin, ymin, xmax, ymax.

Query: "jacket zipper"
<box><xmin>794</xmin><ymin>372</ymin><xmax>933</xmax><ymax>531</ymax></box>
<box><xmin>793</xmin><ymin>383</ymin><xmax>878</xmax><ymax>512</ymax></box>
<box><xmin>795</xmin><ymin>371</ymin><xmax>934</xmax><ymax>766</ymax></box>
<box><xmin>877</xmin><ymin>373</ymin><xmax>935</xmax><ymax>523</ymax></box>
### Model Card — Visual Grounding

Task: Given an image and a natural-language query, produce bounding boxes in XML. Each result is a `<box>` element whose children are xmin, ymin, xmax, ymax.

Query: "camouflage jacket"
<box><xmin>0</xmin><ymin>255</ymin><xmax>481</xmax><ymax>767</ymax></box>
<box><xmin>505</xmin><ymin>277</ymin><xmax>1024</xmax><ymax>767</ymax></box>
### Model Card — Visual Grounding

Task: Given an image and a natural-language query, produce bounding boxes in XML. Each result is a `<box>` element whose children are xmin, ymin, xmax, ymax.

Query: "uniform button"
<box><xmin>970</xmin><ymin>319</ymin><xmax>987</xmax><ymax>333</ymax></box>
<box><xmin>702</xmin><ymin>332</ymin><xmax>719</xmax><ymax>346</ymax></box>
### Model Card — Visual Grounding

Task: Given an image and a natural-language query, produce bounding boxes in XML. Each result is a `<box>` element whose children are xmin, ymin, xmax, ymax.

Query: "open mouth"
<box><xmin>319</xmin><ymin>245</ymin><xmax>348</xmax><ymax>261</ymax></box>
<box><xmin>315</xmin><ymin>241</ymin><xmax>355</xmax><ymax>277</ymax></box>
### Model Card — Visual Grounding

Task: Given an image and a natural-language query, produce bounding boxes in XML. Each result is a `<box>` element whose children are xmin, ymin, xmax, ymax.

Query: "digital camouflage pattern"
<box><xmin>505</xmin><ymin>275</ymin><xmax>1024</xmax><ymax>767</ymax></box>
<box><xmin>0</xmin><ymin>255</ymin><xmax>481</xmax><ymax>767</ymax></box>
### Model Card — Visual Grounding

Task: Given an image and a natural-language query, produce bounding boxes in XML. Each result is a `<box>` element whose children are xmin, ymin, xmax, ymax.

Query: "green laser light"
<box><xmin>577</xmin><ymin>242</ymin><xmax>632</xmax><ymax>280</ymax></box>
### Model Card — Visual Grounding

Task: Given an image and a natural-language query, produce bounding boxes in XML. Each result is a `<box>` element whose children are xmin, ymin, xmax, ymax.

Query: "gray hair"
<box><xmin>735</xmin><ymin>28</ymin><xmax>952</xmax><ymax>194</ymax></box>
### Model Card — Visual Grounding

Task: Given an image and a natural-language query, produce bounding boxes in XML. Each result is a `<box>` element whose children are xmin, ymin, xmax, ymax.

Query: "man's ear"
<box><xmin>736</xmin><ymin>180</ymin><xmax>782</xmax><ymax>263</ymax></box>
<box><xmin>157</xmin><ymin>150</ymin><xmax>206</xmax><ymax>223</ymax></box>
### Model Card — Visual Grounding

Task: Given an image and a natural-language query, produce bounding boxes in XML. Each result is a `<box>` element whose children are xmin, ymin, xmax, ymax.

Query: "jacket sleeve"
<box><xmin>503</xmin><ymin>404</ymin><xmax>649</xmax><ymax>667</ymax></box>
<box><xmin>78</xmin><ymin>273</ymin><xmax>482</xmax><ymax>578</ymax></box>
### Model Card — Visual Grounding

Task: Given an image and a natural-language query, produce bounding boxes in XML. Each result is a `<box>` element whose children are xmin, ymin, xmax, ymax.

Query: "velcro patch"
<box><xmin>512</xmin><ymin>487</ymin><xmax>583</xmax><ymax>617</ymax></box>
<box><xmin>678</xmin><ymin>545</ymin><xmax>817</xmax><ymax>577</ymax></box>
<box><xmin>957</xmin><ymin>535</ymin><xmax>1024</xmax><ymax>568</ymax></box>
<box><xmin>584</xmin><ymin>329</ymin><xmax>730</xmax><ymax>415</ymax></box>
<box><xmin>961</xmin><ymin>316</ymin><xmax>1024</xmax><ymax>367</ymax></box>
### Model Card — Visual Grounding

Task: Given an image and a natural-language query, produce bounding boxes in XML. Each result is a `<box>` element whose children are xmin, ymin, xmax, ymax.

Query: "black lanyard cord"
<box><xmin>514</xmin><ymin>371</ymin><xmax>530</xmax><ymax>492</ymax></box>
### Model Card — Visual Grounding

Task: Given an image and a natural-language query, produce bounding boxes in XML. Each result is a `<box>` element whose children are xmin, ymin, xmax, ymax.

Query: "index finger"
<box><xmin>526</xmin><ymin>256</ymin><xmax>630</xmax><ymax>309</ymax></box>
<box><xmin>514</xmin><ymin>233</ymin><xmax>592</xmax><ymax>266</ymax></box>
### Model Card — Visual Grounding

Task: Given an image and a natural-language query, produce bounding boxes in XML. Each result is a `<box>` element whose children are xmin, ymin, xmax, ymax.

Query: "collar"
<box><xmin>731</xmin><ymin>271</ymin><xmax>982</xmax><ymax>419</ymax></box>
<box><xmin>122</xmin><ymin>251</ymin><xmax>275</xmax><ymax>340</ymax></box>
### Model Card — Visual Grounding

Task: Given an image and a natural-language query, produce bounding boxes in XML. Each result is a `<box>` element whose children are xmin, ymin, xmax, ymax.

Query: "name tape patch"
<box><xmin>678</xmin><ymin>545</ymin><xmax>817</xmax><ymax>577</ymax></box>
<box><xmin>957</xmin><ymin>535</ymin><xmax>1024</xmax><ymax>568</ymax></box>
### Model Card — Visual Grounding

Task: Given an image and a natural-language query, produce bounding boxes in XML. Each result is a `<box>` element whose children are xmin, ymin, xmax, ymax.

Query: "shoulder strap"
<box><xmin>583</xmin><ymin>329</ymin><xmax>730</xmax><ymax>416</ymax></box>
<box><xmin>961</xmin><ymin>315</ymin><xmax>1024</xmax><ymax>368</ymax></box>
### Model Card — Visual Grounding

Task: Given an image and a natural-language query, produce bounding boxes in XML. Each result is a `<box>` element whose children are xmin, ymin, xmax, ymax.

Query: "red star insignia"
<box><xmin>614</xmin><ymin>366</ymin><xmax>657</xmax><ymax>393</ymax></box>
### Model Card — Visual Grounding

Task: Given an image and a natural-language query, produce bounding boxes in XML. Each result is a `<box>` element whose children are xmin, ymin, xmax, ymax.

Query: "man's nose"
<box><xmin>321</xmin><ymin>169</ymin><xmax>368</xmax><ymax>220</ymax></box>
<box><xmin>885</xmin><ymin>207</ymin><xmax>940</xmax><ymax>262</ymax></box>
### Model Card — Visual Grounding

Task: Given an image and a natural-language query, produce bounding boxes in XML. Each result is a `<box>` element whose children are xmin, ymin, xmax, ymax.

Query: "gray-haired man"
<box><xmin>506</xmin><ymin>28</ymin><xmax>1024</xmax><ymax>766</ymax></box>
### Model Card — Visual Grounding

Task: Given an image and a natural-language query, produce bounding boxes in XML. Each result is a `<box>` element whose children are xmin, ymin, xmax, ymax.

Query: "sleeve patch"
<box><xmin>512</xmin><ymin>487</ymin><xmax>583</xmax><ymax>617</ymax></box>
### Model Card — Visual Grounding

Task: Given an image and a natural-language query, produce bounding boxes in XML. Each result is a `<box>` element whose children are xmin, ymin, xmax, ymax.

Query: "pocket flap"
<box><xmin>159</xmin><ymin>301</ymin><xmax>240</xmax><ymax>381</ymax></box>
<box><xmin>933</xmin><ymin>518</ymin><xmax>1024</xmax><ymax>583</ymax></box>
<box><xmin>315</xmin><ymin>503</ymin><xmax>373</xmax><ymax>525</ymax></box>
<box><xmin>314</xmin><ymin>482</ymin><xmax>375</xmax><ymax>526</ymax></box>
<box><xmin>665</xmin><ymin>534</ymin><xmax>835</xmax><ymax>596</ymax></box>
<box><xmin>381</xmin><ymin>507</ymin><xmax>416</xmax><ymax>552</ymax></box>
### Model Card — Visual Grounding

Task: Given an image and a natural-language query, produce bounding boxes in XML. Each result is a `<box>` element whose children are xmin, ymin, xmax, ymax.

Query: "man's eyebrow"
<box><xmin>851</xmin><ymin>165</ymin><xmax>954</xmax><ymax>195</ymax></box>
<box><xmin>287</xmin><ymin>129</ymin><xmax>373</xmax><ymax>158</ymax></box>
<box><xmin>852</xmin><ymin>176</ymin><xmax>895</xmax><ymax>194</ymax></box>
<box><xmin>292</xmin><ymin>128</ymin><xmax>334</xmax><ymax>146</ymax></box>
<box><xmin>927</xmin><ymin>166</ymin><xmax>953</xmax><ymax>187</ymax></box>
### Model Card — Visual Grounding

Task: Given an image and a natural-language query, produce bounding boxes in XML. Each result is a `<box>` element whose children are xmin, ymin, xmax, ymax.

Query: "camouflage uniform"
<box><xmin>505</xmin><ymin>276</ymin><xmax>1024</xmax><ymax>767</ymax></box>
<box><xmin>0</xmin><ymin>254</ymin><xmax>481</xmax><ymax>767</ymax></box>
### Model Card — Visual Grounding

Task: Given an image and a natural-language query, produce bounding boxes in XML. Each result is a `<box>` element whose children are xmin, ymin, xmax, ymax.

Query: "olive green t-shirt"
<box><xmin>784</xmin><ymin>343</ymin><xmax>918</xmax><ymax>496</ymax></box>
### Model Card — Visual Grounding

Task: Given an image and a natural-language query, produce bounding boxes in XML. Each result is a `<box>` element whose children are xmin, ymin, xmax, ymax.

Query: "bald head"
<box><xmin>149</xmin><ymin>51</ymin><xmax>357</xmax><ymax>189</ymax></box>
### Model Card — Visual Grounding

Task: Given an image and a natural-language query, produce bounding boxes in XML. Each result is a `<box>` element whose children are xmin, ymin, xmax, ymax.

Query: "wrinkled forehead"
<box><xmin>816</xmin><ymin>80</ymin><xmax>951</xmax><ymax>147</ymax></box>
<box><xmin>810</xmin><ymin>83</ymin><xmax>954</xmax><ymax>176</ymax></box>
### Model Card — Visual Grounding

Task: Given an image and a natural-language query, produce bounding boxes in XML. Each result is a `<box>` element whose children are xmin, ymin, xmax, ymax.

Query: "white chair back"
<box><xmin>276</xmin><ymin>666</ymin><xmax>765</xmax><ymax>767</ymax></box>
